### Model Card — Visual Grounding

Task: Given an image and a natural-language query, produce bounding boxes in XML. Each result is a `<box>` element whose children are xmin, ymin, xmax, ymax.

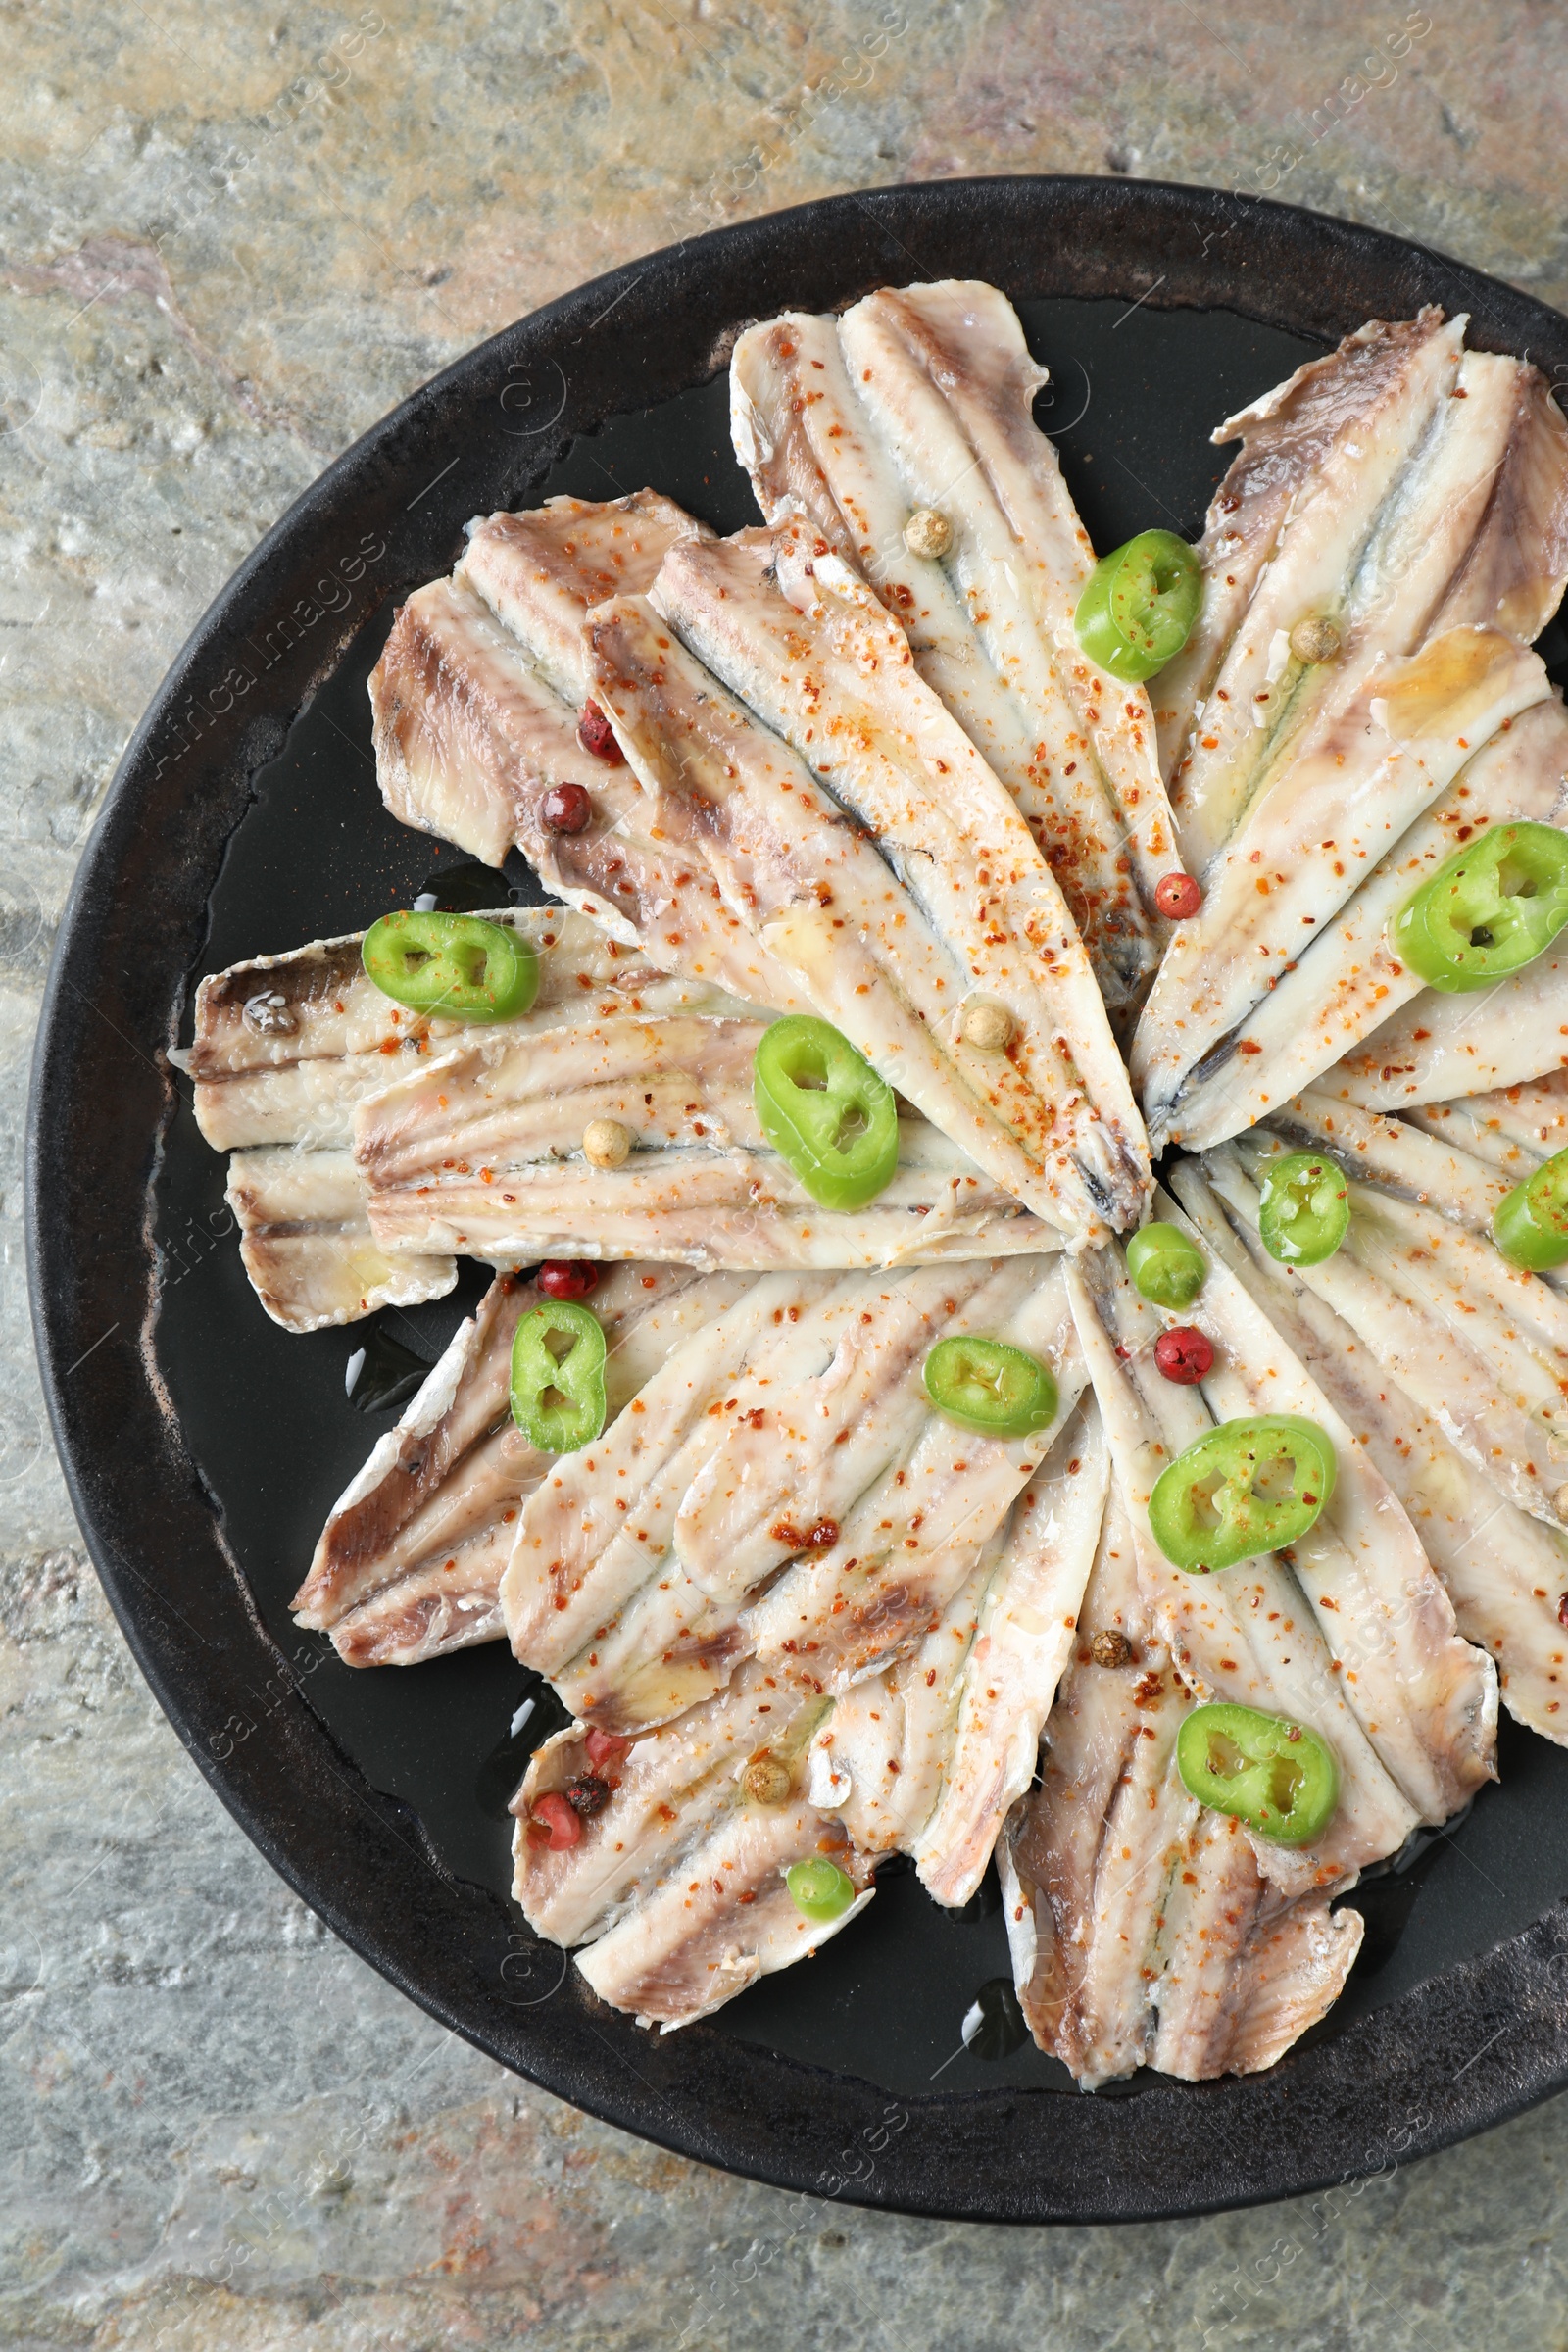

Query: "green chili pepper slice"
<box><xmin>1148</xmin><ymin>1415</ymin><xmax>1337</xmax><ymax>1574</ymax></box>
<box><xmin>1390</xmin><ymin>821</ymin><xmax>1568</xmax><ymax>993</ymax></box>
<box><xmin>753</xmin><ymin>1016</ymin><xmax>900</xmax><ymax>1211</ymax></box>
<box><xmin>1126</xmin><ymin>1221</ymin><xmax>1206</xmax><ymax>1308</ymax></box>
<box><xmin>510</xmin><ymin>1300</ymin><xmax>607</xmax><ymax>1452</ymax></box>
<box><xmin>1257</xmin><ymin>1150</ymin><xmax>1350</xmax><ymax>1267</ymax></box>
<box><xmin>1073</xmin><ymin>529</ymin><xmax>1203</xmax><ymax>683</ymax></box>
<box><xmin>785</xmin><ymin>1857</ymin><xmax>858</xmax><ymax>1923</ymax></box>
<box><xmin>923</xmin><ymin>1335</ymin><xmax>1058</xmax><ymax>1438</ymax></box>
<box><xmin>1492</xmin><ymin>1144</ymin><xmax>1568</xmax><ymax>1270</ymax></box>
<box><xmin>1176</xmin><ymin>1702</ymin><xmax>1339</xmax><ymax>1846</ymax></box>
<box><xmin>362</xmin><ymin>909</ymin><xmax>539</xmax><ymax>1021</ymax></box>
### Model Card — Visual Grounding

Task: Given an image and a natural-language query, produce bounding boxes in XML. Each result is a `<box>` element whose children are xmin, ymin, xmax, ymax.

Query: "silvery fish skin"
<box><xmin>730</xmin><ymin>282</ymin><xmax>1180</xmax><ymax>1010</ymax></box>
<box><xmin>352</xmin><ymin>1011</ymin><xmax>1057</xmax><ymax>1272</ymax></box>
<box><xmin>513</xmin><ymin>1666</ymin><xmax>875</xmax><ymax>2033</ymax></box>
<box><xmin>1175</xmin><ymin>1152</ymin><xmax>1568</xmax><ymax>1745</ymax></box>
<box><xmin>1239</xmin><ymin>696</ymin><xmax>1568</xmax><ymax>1131</ymax></box>
<box><xmin>173</xmin><ymin>908</ymin><xmax>744</xmax><ymax>1330</ymax></box>
<box><xmin>368</xmin><ymin>493</ymin><xmax>803</xmax><ymax>1009</ymax></box>
<box><xmin>293</xmin><ymin>1263</ymin><xmax>728</xmax><ymax>1664</ymax></box>
<box><xmin>1152</xmin><ymin>309</ymin><xmax>1461</xmax><ymax>787</ymax></box>
<box><xmin>634</xmin><ymin>520</ymin><xmax>1151</xmax><ymax>1239</ymax></box>
<box><xmin>999</xmin><ymin>1477</ymin><xmax>1363</xmax><ymax>2086</ymax></box>
<box><xmin>1067</xmin><ymin>1231</ymin><xmax>1490</xmax><ymax>1894</ymax></box>
<box><xmin>1160</xmin><ymin>317</ymin><xmax>1568</xmax><ymax>870</ymax></box>
<box><xmin>1137</xmin><ymin>304</ymin><xmax>1568</xmax><ymax>1152</ymax></box>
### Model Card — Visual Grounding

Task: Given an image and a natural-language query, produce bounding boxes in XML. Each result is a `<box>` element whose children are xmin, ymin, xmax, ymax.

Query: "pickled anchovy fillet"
<box><xmin>1262</xmin><ymin>1089</ymin><xmax>1512</xmax><ymax>1240</ymax></box>
<box><xmin>1137</xmin><ymin>298</ymin><xmax>1568</xmax><ymax>1150</ymax></box>
<box><xmin>1152</xmin><ymin>309</ymin><xmax>1459</xmax><ymax>785</ymax></box>
<box><xmin>1067</xmin><ymin>1234</ymin><xmax>1479</xmax><ymax>1890</ymax></box>
<box><xmin>1330</xmin><ymin>946</ymin><xmax>1568</xmax><ymax>1113</ymax></box>
<box><xmin>745</xmin><ymin>1260</ymin><xmax>1084</xmax><ymax>1688</ymax></box>
<box><xmin>1133</xmin><ymin>628</ymin><xmax>1557</xmax><ymax>1152</ymax></box>
<box><xmin>514</xmin><ymin>1662</ymin><xmax>828</xmax><ymax>1943</ymax></box>
<box><xmin>1084</xmin><ymin>1198</ymin><xmax>1494</xmax><ymax>1821</ymax></box>
<box><xmin>1233</xmin><ymin>1126</ymin><xmax>1568</xmax><ymax>1531</ymax></box>
<box><xmin>504</xmin><ymin>1259</ymin><xmax>1080</xmax><ymax>1733</ymax></box>
<box><xmin>639</xmin><ymin>521</ymin><xmax>1152</xmax><ymax>1242</ymax></box>
<box><xmin>353</xmin><ymin>1011</ymin><xmax>1055</xmax><ymax>1271</ymax></box>
<box><xmin>1176</xmin><ymin>1152</ymin><xmax>1568</xmax><ymax>1743</ymax></box>
<box><xmin>368</xmin><ymin>493</ymin><xmax>802</xmax><ymax>1009</ymax></box>
<box><xmin>179</xmin><ymin>909</ymin><xmax>740</xmax><ymax>1151</ymax></box>
<box><xmin>730</xmin><ymin>282</ymin><xmax>1180</xmax><ymax>1009</ymax></box>
<box><xmin>1161</xmin><ymin>317</ymin><xmax>1568</xmax><ymax>874</ymax></box>
<box><xmin>908</xmin><ymin>1421</ymin><xmax>1106</xmax><ymax>1908</ymax></box>
<box><xmin>819</xmin><ymin>1395</ymin><xmax>1112</xmax><ymax>1909</ymax></box>
<box><xmin>294</xmin><ymin>1263</ymin><xmax>735</xmax><ymax>1664</ymax></box>
<box><xmin>1408</xmin><ymin>1067</ymin><xmax>1568</xmax><ymax>1176</ymax></box>
<box><xmin>224</xmin><ymin>1146</ymin><xmax>456</xmax><ymax>1335</ymax></box>
<box><xmin>173</xmin><ymin>908</ymin><xmax>744</xmax><ymax>1328</ymax></box>
<box><xmin>513</xmin><ymin>1664</ymin><xmax>875</xmax><ymax>2031</ymax></box>
<box><xmin>999</xmin><ymin>1478</ymin><xmax>1363</xmax><ymax>2085</ymax></box>
<box><xmin>1222</xmin><ymin>691</ymin><xmax>1568</xmax><ymax>1143</ymax></box>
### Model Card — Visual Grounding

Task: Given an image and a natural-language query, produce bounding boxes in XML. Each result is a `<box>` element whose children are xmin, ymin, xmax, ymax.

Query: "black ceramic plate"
<box><xmin>29</xmin><ymin>177</ymin><xmax>1568</xmax><ymax>2224</ymax></box>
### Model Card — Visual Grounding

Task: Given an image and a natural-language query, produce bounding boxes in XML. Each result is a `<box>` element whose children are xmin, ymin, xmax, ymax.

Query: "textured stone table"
<box><xmin>5</xmin><ymin>4</ymin><xmax>1568</xmax><ymax>2343</ymax></box>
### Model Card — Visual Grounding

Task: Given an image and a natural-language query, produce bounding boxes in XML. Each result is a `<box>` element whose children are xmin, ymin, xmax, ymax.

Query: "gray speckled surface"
<box><xmin>6</xmin><ymin>3</ymin><xmax>1568</xmax><ymax>2342</ymax></box>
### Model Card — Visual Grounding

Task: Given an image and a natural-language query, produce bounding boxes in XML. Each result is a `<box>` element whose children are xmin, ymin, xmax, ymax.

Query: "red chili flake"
<box><xmin>769</xmin><ymin>1517</ymin><xmax>840</xmax><ymax>1552</ymax></box>
<box><xmin>537</xmin><ymin>1260</ymin><xmax>600</xmax><ymax>1299</ymax></box>
<box><xmin>575</xmin><ymin>702</ymin><xmax>624</xmax><ymax>765</ymax></box>
<box><xmin>584</xmin><ymin>1727</ymin><xmax>630</xmax><ymax>1769</ymax></box>
<box><xmin>1154</xmin><ymin>871</ymin><xmax>1201</xmax><ymax>920</ymax></box>
<box><xmin>543</xmin><ymin>779</ymin><xmax>593</xmax><ymax>832</ymax></box>
<box><xmin>530</xmin><ymin>1792</ymin><xmax>582</xmax><ymax>1849</ymax></box>
<box><xmin>1154</xmin><ymin>1326</ymin><xmax>1214</xmax><ymax>1385</ymax></box>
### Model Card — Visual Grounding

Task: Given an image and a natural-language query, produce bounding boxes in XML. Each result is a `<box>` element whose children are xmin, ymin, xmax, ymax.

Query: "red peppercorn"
<box><xmin>1154</xmin><ymin>1325</ymin><xmax>1215</xmax><ymax>1385</ymax></box>
<box><xmin>1154</xmin><ymin>871</ymin><xmax>1202</xmax><ymax>920</ymax></box>
<box><xmin>575</xmin><ymin>701</ymin><xmax>624</xmax><ymax>764</ymax></box>
<box><xmin>542</xmin><ymin>780</ymin><xmax>593</xmax><ymax>833</ymax></box>
<box><xmin>1558</xmin><ymin>1591</ymin><xmax>1568</xmax><ymax>1632</ymax></box>
<box><xmin>564</xmin><ymin>1773</ymin><xmax>612</xmax><ymax>1818</ymax></box>
<box><xmin>537</xmin><ymin>1260</ymin><xmax>600</xmax><ymax>1299</ymax></box>
<box><xmin>584</xmin><ymin>1727</ymin><xmax>631</xmax><ymax>1769</ymax></box>
<box><xmin>530</xmin><ymin>1792</ymin><xmax>581</xmax><ymax>1850</ymax></box>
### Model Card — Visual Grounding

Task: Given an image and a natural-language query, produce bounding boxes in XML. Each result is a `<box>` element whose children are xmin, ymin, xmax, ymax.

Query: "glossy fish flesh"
<box><xmin>294</xmin><ymin>1262</ymin><xmax>737</xmax><ymax>1665</ymax></box>
<box><xmin>730</xmin><ymin>281</ymin><xmax>1181</xmax><ymax>1010</ymax></box>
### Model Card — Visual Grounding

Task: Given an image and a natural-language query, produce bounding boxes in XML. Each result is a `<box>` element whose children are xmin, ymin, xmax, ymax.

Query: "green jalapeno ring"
<box><xmin>363</xmin><ymin>909</ymin><xmax>539</xmax><ymax>1022</ymax></box>
<box><xmin>1493</xmin><ymin>1143</ymin><xmax>1568</xmax><ymax>1270</ymax></box>
<box><xmin>754</xmin><ymin>1015</ymin><xmax>900</xmax><ymax>1212</ymax></box>
<box><xmin>510</xmin><ymin>1300</ymin><xmax>608</xmax><ymax>1453</ymax></box>
<box><xmin>1148</xmin><ymin>1414</ymin><xmax>1338</xmax><ymax>1575</ymax></box>
<box><xmin>1176</xmin><ymin>1702</ymin><xmax>1339</xmax><ymax>1847</ymax></box>
<box><xmin>1074</xmin><ymin>529</ymin><xmax>1203</xmax><ymax>684</ymax></box>
<box><xmin>1126</xmin><ymin>1221</ymin><xmax>1207</xmax><ymax>1308</ymax></box>
<box><xmin>923</xmin><ymin>1335</ymin><xmax>1058</xmax><ymax>1439</ymax></box>
<box><xmin>1257</xmin><ymin>1149</ymin><xmax>1351</xmax><ymax>1268</ymax></box>
<box><xmin>785</xmin><ymin>1856</ymin><xmax>858</xmax><ymax>1923</ymax></box>
<box><xmin>1391</xmin><ymin>820</ymin><xmax>1568</xmax><ymax>993</ymax></box>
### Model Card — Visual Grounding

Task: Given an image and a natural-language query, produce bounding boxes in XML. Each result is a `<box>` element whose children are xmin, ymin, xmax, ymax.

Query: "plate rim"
<box><xmin>26</xmin><ymin>172</ymin><xmax>1568</xmax><ymax>2225</ymax></box>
